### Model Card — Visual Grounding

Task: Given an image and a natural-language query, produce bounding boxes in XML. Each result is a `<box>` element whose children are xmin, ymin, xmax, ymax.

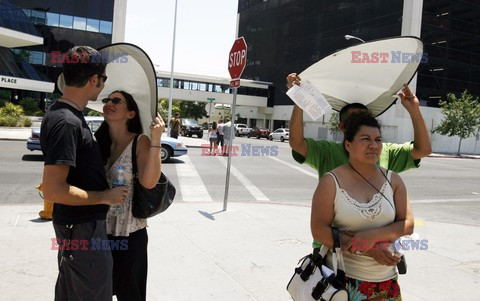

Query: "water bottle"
<box><xmin>110</xmin><ymin>165</ymin><xmax>127</xmax><ymax>215</ymax></box>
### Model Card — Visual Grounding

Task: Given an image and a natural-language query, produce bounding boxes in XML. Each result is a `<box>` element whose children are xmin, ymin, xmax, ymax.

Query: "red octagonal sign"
<box><xmin>228</xmin><ymin>37</ymin><xmax>247</xmax><ymax>80</ymax></box>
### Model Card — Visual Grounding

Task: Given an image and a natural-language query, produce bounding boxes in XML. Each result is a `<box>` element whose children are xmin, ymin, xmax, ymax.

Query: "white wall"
<box><xmin>246</xmin><ymin>104</ymin><xmax>479</xmax><ymax>155</ymax></box>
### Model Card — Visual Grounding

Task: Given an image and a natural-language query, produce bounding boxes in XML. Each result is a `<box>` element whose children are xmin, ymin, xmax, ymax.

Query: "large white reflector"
<box><xmin>299</xmin><ymin>36</ymin><xmax>424</xmax><ymax>116</ymax></box>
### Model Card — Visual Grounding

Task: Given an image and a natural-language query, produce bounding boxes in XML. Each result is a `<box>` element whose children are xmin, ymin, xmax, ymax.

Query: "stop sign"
<box><xmin>228</xmin><ymin>37</ymin><xmax>247</xmax><ymax>80</ymax></box>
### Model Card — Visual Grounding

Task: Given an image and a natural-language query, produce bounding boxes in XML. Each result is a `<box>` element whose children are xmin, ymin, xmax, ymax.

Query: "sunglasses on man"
<box><xmin>101</xmin><ymin>97</ymin><xmax>123</xmax><ymax>104</ymax></box>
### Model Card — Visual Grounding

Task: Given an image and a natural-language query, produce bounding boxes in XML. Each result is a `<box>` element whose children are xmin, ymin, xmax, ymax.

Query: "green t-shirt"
<box><xmin>292</xmin><ymin>138</ymin><xmax>421</xmax><ymax>249</ymax></box>
<box><xmin>292</xmin><ymin>138</ymin><xmax>420</xmax><ymax>178</ymax></box>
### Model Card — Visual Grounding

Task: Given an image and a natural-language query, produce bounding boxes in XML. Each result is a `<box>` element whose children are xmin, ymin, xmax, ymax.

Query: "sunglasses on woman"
<box><xmin>101</xmin><ymin>97</ymin><xmax>123</xmax><ymax>104</ymax></box>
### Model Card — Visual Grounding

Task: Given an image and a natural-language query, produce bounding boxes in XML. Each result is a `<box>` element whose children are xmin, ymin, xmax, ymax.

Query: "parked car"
<box><xmin>268</xmin><ymin>128</ymin><xmax>289</xmax><ymax>142</ymax></box>
<box><xmin>26</xmin><ymin>116</ymin><xmax>187</xmax><ymax>162</ymax></box>
<box><xmin>159</xmin><ymin>136</ymin><xmax>188</xmax><ymax>162</ymax></box>
<box><xmin>234</xmin><ymin>123</ymin><xmax>252</xmax><ymax>136</ymax></box>
<box><xmin>181</xmin><ymin>118</ymin><xmax>203</xmax><ymax>138</ymax></box>
<box><xmin>26</xmin><ymin>116</ymin><xmax>104</xmax><ymax>151</ymax></box>
<box><xmin>248</xmin><ymin>127</ymin><xmax>270</xmax><ymax>139</ymax></box>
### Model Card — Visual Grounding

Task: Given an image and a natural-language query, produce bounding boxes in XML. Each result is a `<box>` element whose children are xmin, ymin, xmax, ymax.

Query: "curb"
<box><xmin>0</xmin><ymin>138</ymin><xmax>28</xmax><ymax>141</ymax></box>
<box><xmin>428</xmin><ymin>155</ymin><xmax>479</xmax><ymax>159</ymax></box>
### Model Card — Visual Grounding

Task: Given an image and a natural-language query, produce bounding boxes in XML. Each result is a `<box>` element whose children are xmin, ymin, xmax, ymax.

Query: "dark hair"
<box><xmin>63</xmin><ymin>46</ymin><xmax>106</xmax><ymax>88</ymax></box>
<box><xmin>339</xmin><ymin>103</ymin><xmax>369</xmax><ymax>123</ymax></box>
<box><xmin>212</xmin><ymin>121</ymin><xmax>217</xmax><ymax>130</ymax></box>
<box><xmin>343</xmin><ymin>111</ymin><xmax>381</xmax><ymax>144</ymax></box>
<box><xmin>95</xmin><ymin>90</ymin><xmax>143</xmax><ymax>163</ymax></box>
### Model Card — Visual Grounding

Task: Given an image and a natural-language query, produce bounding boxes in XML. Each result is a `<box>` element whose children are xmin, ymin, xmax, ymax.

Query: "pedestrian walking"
<box><xmin>208</xmin><ymin>121</ymin><xmax>219</xmax><ymax>155</ymax></box>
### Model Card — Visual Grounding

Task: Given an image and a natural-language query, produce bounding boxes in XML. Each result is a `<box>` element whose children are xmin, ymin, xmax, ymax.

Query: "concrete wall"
<box><xmin>255</xmin><ymin>104</ymin><xmax>479</xmax><ymax>155</ymax></box>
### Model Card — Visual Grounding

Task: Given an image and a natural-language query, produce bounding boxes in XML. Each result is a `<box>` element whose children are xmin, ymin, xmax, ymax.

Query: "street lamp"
<box><xmin>167</xmin><ymin>0</ymin><xmax>179</xmax><ymax>136</ymax></box>
<box><xmin>344</xmin><ymin>34</ymin><xmax>365</xmax><ymax>43</ymax></box>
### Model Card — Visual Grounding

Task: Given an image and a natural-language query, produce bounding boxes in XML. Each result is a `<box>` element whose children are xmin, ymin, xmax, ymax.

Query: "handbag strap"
<box><xmin>318</xmin><ymin>227</ymin><xmax>346</xmax><ymax>275</ymax></box>
<box><xmin>131</xmin><ymin>134</ymin><xmax>141</xmax><ymax>178</ymax></box>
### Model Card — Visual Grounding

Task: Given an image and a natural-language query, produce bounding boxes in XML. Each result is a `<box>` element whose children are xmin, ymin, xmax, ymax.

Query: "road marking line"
<box><xmin>410</xmin><ymin>198</ymin><xmax>479</xmax><ymax>204</ymax></box>
<box><xmin>267</xmin><ymin>156</ymin><xmax>318</xmax><ymax>179</ymax></box>
<box><xmin>176</xmin><ymin>155</ymin><xmax>212</xmax><ymax>202</ymax></box>
<box><xmin>216</xmin><ymin>156</ymin><xmax>270</xmax><ymax>201</ymax></box>
<box><xmin>14</xmin><ymin>214</ymin><xmax>20</xmax><ymax>227</ymax></box>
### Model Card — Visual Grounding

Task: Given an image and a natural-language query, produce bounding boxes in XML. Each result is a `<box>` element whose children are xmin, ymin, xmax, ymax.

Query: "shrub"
<box><xmin>87</xmin><ymin>109</ymin><xmax>103</xmax><ymax>116</ymax></box>
<box><xmin>0</xmin><ymin>102</ymin><xmax>24</xmax><ymax>119</ymax></box>
<box><xmin>19</xmin><ymin>97</ymin><xmax>39</xmax><ymax>116</ymax></box>
<box><xmin>32</xmin><ymin>110</ymin><xmax>45</xmax><ymax>117</ymax></box>
<box><xmin>0</xmin><ymin>116</ymin><xmax>18</xmax><ymax>127</ymax></box>
<box><xmin>0</xmin><ymin>99</ymin><xmax>7</xmax><ymax>107</ymax></box>
<box><xmin>22</xmin><ymin>116</ymin><xmax>32</xmax><ymax>127</ymax></box>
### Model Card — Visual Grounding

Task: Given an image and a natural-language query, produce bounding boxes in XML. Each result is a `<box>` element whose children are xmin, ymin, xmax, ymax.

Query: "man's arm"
<box><xmin>398</xmin><ymin>84</ymin><xmax>432</xmax><ymax>160</ymax></box>
<box><xmin>42</xmin><ymin>165</ymin><xmax>127</xmax><ymax>206</ymax></box>
<box><xmin>287</xmin><ymin>73</ymin><xmax>308</xmax><ymax>157</ymax></box>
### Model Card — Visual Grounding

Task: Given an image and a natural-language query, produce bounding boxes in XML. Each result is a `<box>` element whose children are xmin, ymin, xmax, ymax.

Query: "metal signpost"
<box><xmin>224</xmin><ymin>37</ymin><xmax>247</xmax><ymax>211</ymax></box>
<box><xmin>207</xmin><ymin>97</ymin><xmax>215</xmax><ymax>129</ymax></box>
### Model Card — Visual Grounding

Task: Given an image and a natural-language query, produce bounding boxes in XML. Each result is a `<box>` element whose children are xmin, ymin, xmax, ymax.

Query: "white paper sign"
<box><xmin>286</xmin><ymin>79</ymin><xmax>332</xmax><ymax>120</ymax></box>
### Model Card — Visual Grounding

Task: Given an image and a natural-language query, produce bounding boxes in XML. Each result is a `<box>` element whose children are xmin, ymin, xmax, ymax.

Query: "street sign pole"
<box><xmin>223</xmin><ymin>37</ymin><xmax>247</xmax><ymax>211</ymax></box>
<box><xmin>207</xmin><ymin>98</ymin><xmax>215</xmax><ymax>131</ymax></box>
<box><xmin>223</xmin><ymin>87</ymin><xmax>238</xmax><ymax>211</ymax></box>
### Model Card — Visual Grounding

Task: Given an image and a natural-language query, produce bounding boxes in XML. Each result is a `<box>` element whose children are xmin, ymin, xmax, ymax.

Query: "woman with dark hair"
<box><xmin>208</xmin><ymin>121</ymin><xmax>219</xmax><ymax>155</ymax></box>
<box><xmin>310</xmin><ymin>111</ymin><xmax>414</xmax><ymax>300</ymax></box>
<box><xmin>95</xmin><ymin>90</ymin><xmax>164</xmax><ymax>301</ymax></box>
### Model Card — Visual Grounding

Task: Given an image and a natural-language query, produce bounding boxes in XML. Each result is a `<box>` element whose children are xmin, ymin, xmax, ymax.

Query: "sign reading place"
<box><xmin>1</xmin><ymin>77</ymin><xmax>17</xmax><ymax>84</ymax></box>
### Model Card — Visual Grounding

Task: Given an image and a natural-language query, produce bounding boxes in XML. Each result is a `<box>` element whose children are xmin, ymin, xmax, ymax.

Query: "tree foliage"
<box><xmin>19</xmin><ymin>97</ymin><xmax>39</xmax><ymax>116</ymax></box>
<box><xmin>180</xmin><ymin>101</ymin><xmax>207</xmax><ymax>120</ymax></box>
<box><xmin>328</xmin><ymin>112</ymin><xmax>341</xmax><ymax>141</ymax></box>
<box><xmin>157</xmin><ymin>99</ymin><xmax>207</xmax><ymax>120</ymax></box>
<box><xmin>434</xmin><ymin>90</ymin><xmax>480</xmax><ymax>154</ymax></box>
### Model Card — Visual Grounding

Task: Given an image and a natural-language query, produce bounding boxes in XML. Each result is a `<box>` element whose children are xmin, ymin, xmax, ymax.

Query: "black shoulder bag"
<box><xmin>131</xmin><ymin>135</ymin><xmax>176</xmax><ymax>218</ymax></box>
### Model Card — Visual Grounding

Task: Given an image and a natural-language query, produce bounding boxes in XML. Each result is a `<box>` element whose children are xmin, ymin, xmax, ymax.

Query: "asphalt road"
<box><xmin>1</xmin><ymin>139</ymin><xmax>479</xmax><ymax>226</ymax></box>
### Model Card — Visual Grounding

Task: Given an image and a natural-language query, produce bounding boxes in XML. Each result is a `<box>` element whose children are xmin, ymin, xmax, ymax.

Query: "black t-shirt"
<box><xmin>40</xmin><ymin>102</ymin><xmax>109</xmax><ymax>224</ymax></box>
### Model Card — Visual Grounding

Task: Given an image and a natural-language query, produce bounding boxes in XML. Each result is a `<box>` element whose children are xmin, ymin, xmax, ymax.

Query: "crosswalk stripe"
<box><xmin>175</xmin><ymin>155</ymin><xmax>212</xmax><ymax>202</ymax></box>
<box><xmin>216</xmin><ymin>156</ymin><xmax>270</xmax><ymax>202</ymax></box>
<box><xmin>267</xmin><ymin>156</ymin><xmax>318</xmax><ymax>179</ymax></box>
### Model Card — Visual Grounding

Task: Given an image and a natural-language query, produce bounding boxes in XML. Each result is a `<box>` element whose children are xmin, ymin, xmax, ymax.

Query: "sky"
<box><xmin>124</xmin><ymin>0</ymin><xmax>239</xmax><ymax>78</ymax></box>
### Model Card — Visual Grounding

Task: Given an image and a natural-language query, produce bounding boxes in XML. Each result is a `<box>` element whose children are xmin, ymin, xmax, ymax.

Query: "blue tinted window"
<box><xmin>59</xmin><ymin>14</ymin><xmax>73</xmax><ymax>28</ymax></box>
<box><xmin>99</xmin><ymin>20</ymin><xmax>112</xmax><ymax>34</ymax></box>
<box><xmin>29</xmin><ymin>51</ymin><xmax>45</xmax><ymax>65</ymax></box>
<box><xmin>46</xmin><ymin>13</ymin><xmax>59</xmax><ymax>27</ymax></box>
<box><xmin>31</xmin><ymin>10</ymin><xmax>46</xmax><ymax>24</ymax></box>
<box><xmin>73</xmin><ymin>16</ymin><xmax>87</xmax><ymax>30</ymax></box>
<box><xmin>86</xmin><ymin>19</ymin><xmax>100</xmax><ymax>32</ymax></box>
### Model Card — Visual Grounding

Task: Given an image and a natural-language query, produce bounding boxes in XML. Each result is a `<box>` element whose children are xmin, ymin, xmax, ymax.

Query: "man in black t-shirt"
<box><xmin>41</xmin><ymin>46</ymin><xmax>127</xmax><ymax>301</ymax></box>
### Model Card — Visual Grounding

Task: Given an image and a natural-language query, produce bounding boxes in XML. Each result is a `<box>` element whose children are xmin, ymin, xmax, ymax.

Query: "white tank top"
<box><xmin>325</xmin><ymin>170</ymin><xmax>398</xmax><ymax>282</ymax></box>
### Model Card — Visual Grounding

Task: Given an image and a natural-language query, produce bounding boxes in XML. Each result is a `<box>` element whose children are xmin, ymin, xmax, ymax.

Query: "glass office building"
<box><xmin>0</xmin><ymin>0</ymin><xmax>125</xmax><ymax>107</ymax></box>
<box><xmin>418</xmin><ymin>0</ymin><xmax>480</xmax><ymax>106</ymax></box>
<box><xmin>238</xmin><ymin>0</ymin><xmax>480</xmax><ymax>108</ymax></box>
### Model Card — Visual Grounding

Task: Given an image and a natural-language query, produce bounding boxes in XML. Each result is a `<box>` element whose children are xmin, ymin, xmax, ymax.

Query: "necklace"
<box><xmin>59</xmin><ymin>97</ymin><xmax>82</xmax><ymax>111</ymax></box>
<box><xmin>348</xmin><ymin>162</ymin><xmax>394</xmax><ymax>209</ymax></box>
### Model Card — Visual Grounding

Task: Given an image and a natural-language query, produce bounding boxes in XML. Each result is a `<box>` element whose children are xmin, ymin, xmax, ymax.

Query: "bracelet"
<box><xmin>150</xmin><ymin>145</ymin><xmax>161</xmax><ymax>148</ymax></box>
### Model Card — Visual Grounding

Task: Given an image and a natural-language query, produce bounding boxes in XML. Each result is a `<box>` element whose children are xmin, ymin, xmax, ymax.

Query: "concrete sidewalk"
<box><xmin>1</xmin><ymin>202</ymin><xmax>479</xmax><ymax>301</ymax></box>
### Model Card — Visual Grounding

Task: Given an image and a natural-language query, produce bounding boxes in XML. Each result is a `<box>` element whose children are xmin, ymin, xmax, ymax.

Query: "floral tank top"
<box><xmin>106</xmin><ymin>139</ymin><xmax>147</xmax><ymax>237</ymax></box>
